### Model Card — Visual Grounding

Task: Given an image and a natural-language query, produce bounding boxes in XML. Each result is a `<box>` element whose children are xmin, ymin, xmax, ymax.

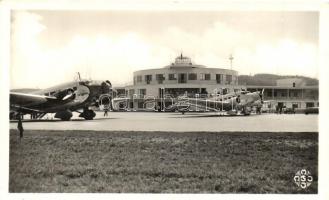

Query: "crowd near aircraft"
<box><xmin>174</xmin><ymin>89</ymin><xmax>264</xmax><ymax>115</ymax></box>
<box><xmin>10</xmin><ymin>76</ymin><xmax>112</xmax><ymax>121</ymax></box>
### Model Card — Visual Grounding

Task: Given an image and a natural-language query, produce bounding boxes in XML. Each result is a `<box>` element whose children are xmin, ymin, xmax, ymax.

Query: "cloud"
<box><xmin>11</xmin><ymin>12</ymin><xmax>46</xmax><ymax>88</ymax></box>
<box><xmin>152</xmin><ymin>21</ymin><xmax>318</xmax><ymax>78</ymax></box>
<box><xmin>234</xmin><ymin>39</ymin><xmax>318</xmax><ymax>77</ymax></box>
<box><xmin>10</xmin><ymin>11</ymin><xmax>318</xmax><ymax>89</ymax></box>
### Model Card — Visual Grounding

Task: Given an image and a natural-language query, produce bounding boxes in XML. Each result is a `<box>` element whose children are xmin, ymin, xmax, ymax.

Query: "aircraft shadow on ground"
<box><xmin>10</xmin><ymin>118</ymin><xmax>118</xmax><ymax>123</ymax></box>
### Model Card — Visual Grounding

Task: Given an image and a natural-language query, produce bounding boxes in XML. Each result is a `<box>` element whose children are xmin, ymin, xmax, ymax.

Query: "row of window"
<box><xmin>255</xmin><ymin>89</ymin><xmax>318</xmax><ymax>99</ymax></box>
<box><xmin>267</xmin><ymin>91</ymin><xmax>299</xmax><ymax>98</ymax></box>
<box><xmin>134</xmin><ymin>73</ymin><xmax>235</xmax><ymax>84</ymax></box>
<box><xmin>124</xmin><ymin>88</ymin><xmax>318</xmax><ymax>99</ymax></box>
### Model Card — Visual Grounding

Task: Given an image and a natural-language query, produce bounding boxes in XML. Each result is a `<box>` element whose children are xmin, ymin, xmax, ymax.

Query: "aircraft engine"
<box><xmin>98</xmin><ymin>94</ymin><xmax>112</xmax><ymax>110</ymax></box>
<box><xmin>54</xmin><ymin>88</ymin><xmax>75</xmax><ymax>100</ymax></box>
<box><xmin>54</xmin><ymin>110</ymin><xmax>73</xmax><ymax>121</ymax></box>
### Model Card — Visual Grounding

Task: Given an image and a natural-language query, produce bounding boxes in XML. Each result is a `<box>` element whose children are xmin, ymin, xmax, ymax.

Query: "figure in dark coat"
<box><xmin>104</xmin><ymin>108</ymin><xmax>109</xmax><ymax>117</ymax></box>
<box><xmin>17</xmin><ymin>115</ymin><xmax>24</xmax><ymax>141</ymax></box>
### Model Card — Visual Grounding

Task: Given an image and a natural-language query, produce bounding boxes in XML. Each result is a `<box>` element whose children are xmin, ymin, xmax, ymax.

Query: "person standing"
<box><xmin>104</xmin><ymin>108</ymin><xmax>109</xmax><ymax>117</ymax></box>
<box><xmin>17</xmin><ymin>114</ymin><xmax>24</xmax><ymax>142</ymax></box>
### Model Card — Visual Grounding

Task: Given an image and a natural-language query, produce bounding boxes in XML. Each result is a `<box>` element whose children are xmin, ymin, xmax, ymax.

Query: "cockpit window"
<box><xmin>241</xmin><ymin>91</ymin><xmax>250</xmax><ymax>95</ymax></box>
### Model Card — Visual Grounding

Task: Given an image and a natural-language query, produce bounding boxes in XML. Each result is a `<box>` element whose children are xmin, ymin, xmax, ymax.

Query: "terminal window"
<box><xmin>139</xmin><ymin>89</ymin><xmax>146</xmax><ymax>97</ymax></box>
<box><xmin>216</xmin><ymin>74</ymin><xmax>223</xmax><ymax>84</ymax></box>
<box><xmin>129</xmin><ymin>89</ymin><xmax>135</xmax><ymax>96</ymax></box>
<box><xmin>137</xmin><ymin>76</ymin><xmax>142</xmax><ymax>83</ymax></box>
<box><xmin>226</xmin><ymin>75</ymin><xmax>232</xmax><ymax>84</ymax></box>
<box><xmin>168</xmin><ymin>73</ymin><xmax>177</xmax><ymax>80</ymax></box>
<box><xmin>178</xmin><ymin>73</ymin><xmax>187</xmax><ymax>83</ymax></box>
<box><xmin>188</xmin><ymin>73</ymin><xmax>197</xmax><ymax>80</ymax></box>
<box><xmin>145</xmin><ymin>75</ymin><xmax>152</xmax><ymax>84</ymax></box>
<box><xmin>205</xmin><ymin>74</ymin><xmax>211</xmax><ymax>80</ymax></box>
<box><xmin>281</xmin><ymin>92</ymin><xmax>286</xmax><ymax>97</ymax></box>
<box><xmin>156</xmin><ymin>74</ymin><xmax>165</xmax><ymax>84</ymax></box>
<box><xmin>306</xmin><ymin>102</ymin><xmax>314</xmax><ymax>108</ymax></box>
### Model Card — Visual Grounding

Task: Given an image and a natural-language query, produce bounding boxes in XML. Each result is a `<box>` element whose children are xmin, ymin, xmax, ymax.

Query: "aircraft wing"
<box><xmin>185</xmin><ymin>102</ymin><xmax>219</xmax><ymax>111</ymax></box>
<box><xmin>10</xmin><ymin>104</ymin><xmax>44</xmax><ymax>113</ymax></box>
<box><xmin>184</xmin><ymin>98</ymin><xmax>233</xmax><ymax>105</ymax></box>
<box><xmin>10</xmin><ymin>92</ymin><xmax>75</xmax><ymax>113</ymax></box>
<box><xmin>10</xmin><ymin>92</ymin><xmax>56</xmax><ymax>105</ymax></box>
<box><xmin>177</xmin><ymin>98</ymin><xmax>232</xmax><ymax>111</ymax></box>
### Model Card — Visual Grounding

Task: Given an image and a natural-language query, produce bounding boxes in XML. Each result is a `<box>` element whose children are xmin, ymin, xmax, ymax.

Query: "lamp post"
<box><xmin>229</xmin><ymin>54</ymin><xmax>234</xmax><ymax>71</ymax></box>
<box><xmin>161</xmin><ymin>87</ymin><xmax>165</xmax><ymax>112</ymax></box>
<box><xmin>221</xmin><ymin>88</ymin><xmax>224</xmax><ymax>113</ymax></box>
<box><xmin>195</xmin><ymin>93</ymin><xmax>199</xmax><ymax>112</ymax></box>
<box><xmin>229</xmin><ymin>54</ymin><xmax>235</xmax><ymax>112</ymax></box>
<box><xmin>133</xmin><ymin>94</ymin><xmax>137</xmax><ymax>111</ymax></box>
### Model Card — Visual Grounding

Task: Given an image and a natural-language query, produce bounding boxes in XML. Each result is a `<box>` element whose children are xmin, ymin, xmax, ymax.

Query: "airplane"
<box><xmin>10</xmin><ymin>78</ymin><xmax>112</xmax><ymax>121</ymax></box>
<box><xmin>173</xmin><ymin>89</ymin><xmax>264</xmax><ymax>115</ymax></box>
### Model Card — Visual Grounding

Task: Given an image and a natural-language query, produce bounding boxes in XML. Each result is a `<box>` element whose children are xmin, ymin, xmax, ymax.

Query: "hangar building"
<box><xmin>247</xmin><ymin>78</ymin><xmax>319</xmax><ymax>111</ymax></box>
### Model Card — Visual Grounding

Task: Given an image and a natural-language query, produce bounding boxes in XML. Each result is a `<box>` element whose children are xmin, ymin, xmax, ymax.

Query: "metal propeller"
<box><xmin>259</xmin><ymin>88</ymin><xmax>264</xmax><ymax>103</ymax></box>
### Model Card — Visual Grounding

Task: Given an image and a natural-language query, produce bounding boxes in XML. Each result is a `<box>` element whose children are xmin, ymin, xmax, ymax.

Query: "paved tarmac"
<box><xmin>9</xmin><ymin>112</ymin><xmax>318</xmax><ymax>132</ymax></box>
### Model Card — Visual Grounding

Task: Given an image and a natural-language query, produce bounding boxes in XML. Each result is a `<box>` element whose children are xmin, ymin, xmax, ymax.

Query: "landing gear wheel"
<box><xmin>55</xmin><ymin>110</ymin><xmax>73</xmax><ymax>121</ymax></box>
<box><xmin>79</xmin><ymin>109</ymin><xmax>96</xmax><ymax>120</ymax></box>
<box><xmin>241</xmin><ymin>107</ymin><xmax>250</xmax><ymax>116</ymax></box>
<box><xmin>61</xmin><ymin>116</ymin><xmax>71</xmax><ymax>121</ymax></box>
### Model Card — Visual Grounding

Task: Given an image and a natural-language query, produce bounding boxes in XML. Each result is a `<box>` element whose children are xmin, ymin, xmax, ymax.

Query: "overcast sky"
<box><xmin>10</xmin><ymin>10</ymin><xmax>318</xmax><ymax>89</ymax></box>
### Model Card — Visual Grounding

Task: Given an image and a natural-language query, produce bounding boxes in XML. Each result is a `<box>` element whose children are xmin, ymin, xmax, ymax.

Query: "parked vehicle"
<box><xmin>305</xmin><ymin>107</ymin><xmax>319</xmax><ymax>114</ymax></box>
<box><xmin>283</xmin><ymin>107</ymin><xmax>295</xmax><ymax>114</ymax></box>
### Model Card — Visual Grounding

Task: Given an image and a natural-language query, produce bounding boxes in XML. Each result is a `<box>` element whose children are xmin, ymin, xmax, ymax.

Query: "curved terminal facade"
<box><xmin>113</xmin><ymin>54</ymin><xmax>245</xmax><ymax>110</ymax></box>
<box><xmin>113</xmin><ymin>54</ymin><xmax>318</xmax><ymax>111</ymax></box>
<box><xmin>125</xmin><ymin>54</ymin><xmax>243</xmax><ymax>99</ymax></box>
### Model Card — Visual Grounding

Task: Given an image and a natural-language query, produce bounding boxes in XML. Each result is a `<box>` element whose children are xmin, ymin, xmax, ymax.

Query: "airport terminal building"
<box><xmin>113</xmin><ymin>54</ymin><xmax>318</xmax><ymax>111</ymax></box>
<box><xmin>113</xmin><ymin>54</ymin><xmax>245</xmax><ymax>110</ymax></box>
<box><xmin>127</xmin><ymin>54</ymin><xmax>241</xmax><ymax>97</ymax></box>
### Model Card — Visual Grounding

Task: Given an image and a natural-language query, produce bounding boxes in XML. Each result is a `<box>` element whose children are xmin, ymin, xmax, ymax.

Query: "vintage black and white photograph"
<box><xmin>4</xmin><ymin>1</ymin><xmax>322</xmax><ymax>197</ymax></box>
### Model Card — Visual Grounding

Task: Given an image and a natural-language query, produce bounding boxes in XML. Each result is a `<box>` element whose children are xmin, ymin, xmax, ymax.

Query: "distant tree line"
<box><xmin>10</xmin><ymin>88</ymin><xmax>40</xmax><ymax>93</ymax></box>
<box><xmin>238</xmin><ymin>73</ymin><xmax>319</xmax><ymax>86</ymax></box>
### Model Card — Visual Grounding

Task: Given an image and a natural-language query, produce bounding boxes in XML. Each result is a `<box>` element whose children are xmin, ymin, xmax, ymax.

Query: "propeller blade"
<box><xmin>260</xmin><ymin>88</ymin><xmax>265</xmax><ymax>103</ymax></box>
<box><xmin>236</xmin><ymin>95</ymin><xmax>241</xmax><ymax>103</ymax></box>
<box><xmin>62</xmin><ymin>93</ymin><xmax>75</xmax><ymax>101</ymax></box>
<box><xmin>105</xmin><ymin>80</ymin><xmax>112</xmax><ymax>86</ymax></box>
